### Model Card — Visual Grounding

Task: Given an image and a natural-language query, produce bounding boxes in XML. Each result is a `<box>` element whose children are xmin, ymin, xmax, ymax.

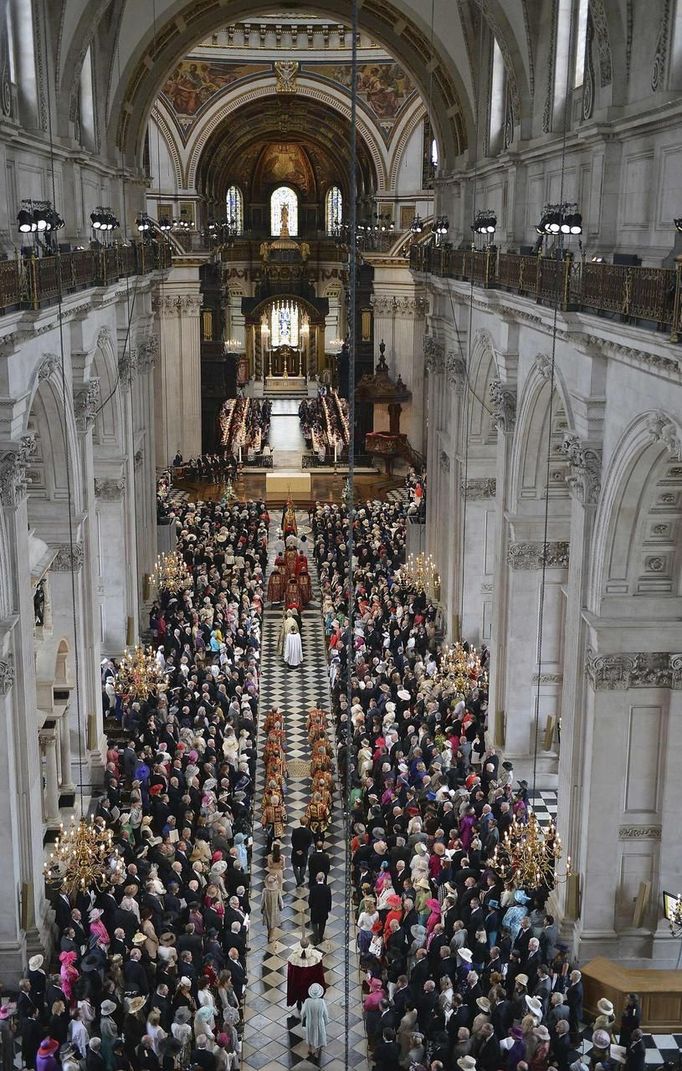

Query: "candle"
<box><xmin>334</xmin><ymin>441</ymin><xmax>338</xmax><ymax>464</ymax></box>
<box><xmin>238</xmin><ymin>445</ymin><xmax>242</xmax><ymax>464</ymax></box>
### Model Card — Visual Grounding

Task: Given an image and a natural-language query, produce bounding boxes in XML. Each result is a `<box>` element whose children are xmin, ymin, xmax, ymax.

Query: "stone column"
<box><xmin>577</xmin><ymin>646</ymin><xmax>682</xmax><ymax>963</ymax></box>
<box><xmin>74</xmin><ymin>382</ymin><xmax>106</xmax><ymax>768</ymax></box>
<box><xmin>153</xmin><ymin>266</ymin><xmax>202</xmax><ymax>464</ymax></box>
<box><xmin>488</xmin><ymin>381</ymin><xmax>516</xmax><ymax>746</ymax></box>
<box><xmin>500</xmin><ymin>539</ymin><xmax>568</xmax><ymax>782</ymax></box>
<box><xmin>40</xmin><ymin>730</ymin><xmax>60</xmax><ymax>830</ymax></box>
<box><xmin>94</xmin><ymin>478</ymin><xmax>128</xmax><ymax>652</ymax></box>
<box><xmin>56</xmin><ymin>704</ymin><xmax>75</xmax><ymax>796</ymax></box>
<box><xmin>118</xmin><ymin>349</ymin><xmax>140</xmax><ymax>645</ymax></box>
<box><xmin>460</xmin><ymin>477</ymin><xmax>497</xmax><ymax>645</ymax></box>
<box><xmin>0</xmin><ymin>439</ymin><xmax>50</xmax><ymax>970</ymax></box>
<box><xmin>135</xmin><ymin>337</ymin><xmax>159</xmax><ymax>600</ymax></box>
<box><xmin>555</xmin><ymin>438</ymin><xmax>602</xmax><ymax>921</ymax></box>
<box><xmin>370</xmin><ymin>282</ymin><xmax>428</xmax><ymax>453</ymax></box>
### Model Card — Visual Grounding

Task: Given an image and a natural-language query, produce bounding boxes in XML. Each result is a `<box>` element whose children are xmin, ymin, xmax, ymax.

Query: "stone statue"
<box><xmin>280</xmin><ymin>203</ymin><xmax>290</xmax><ymax>238</ymax></box>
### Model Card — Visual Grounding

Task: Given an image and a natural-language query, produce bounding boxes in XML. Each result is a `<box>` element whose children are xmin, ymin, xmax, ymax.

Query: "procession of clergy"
<box><xmin>267</xmin><ymin>500</ymin><xmax>311</xmax><ymax>669</ymax></box>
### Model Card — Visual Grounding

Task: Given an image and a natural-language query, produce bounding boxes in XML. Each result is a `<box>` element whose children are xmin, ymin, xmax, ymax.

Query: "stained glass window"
<box><xmin>226</xmin><ymin>185</ymin><xmax>243</xmax><ymax>233</ymax></box>
<box><xmin>271</xmin><ymin>186</ymin><xmax>298</xmax><ymax>236</ymax></box>
<box><xmin>325</xmin><ymin>186</ymin><xmax>343</xmax><ymax>234</ymax></box>
<box><xmin>271</xmin><ymin>299</ymin><xmax>299</xmax><ymax>347</ymax></box>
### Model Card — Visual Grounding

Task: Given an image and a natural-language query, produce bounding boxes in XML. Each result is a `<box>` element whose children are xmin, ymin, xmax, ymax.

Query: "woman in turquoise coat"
<box><xmin>301</xmin><ymin>982</ymin><xmax>329</xmax><ymax>1058</ymax></box>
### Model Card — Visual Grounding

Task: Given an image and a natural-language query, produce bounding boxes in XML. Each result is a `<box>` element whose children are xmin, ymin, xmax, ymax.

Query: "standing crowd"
<box><xmin>313</xmin><ymin>495</ymin><xmax>645</xmax><ymax>1071</ymax></box>
<box><xmin>9</xmin><ymin>495</ymin><xmax>272</xmax><ymax>1071</ymax></box>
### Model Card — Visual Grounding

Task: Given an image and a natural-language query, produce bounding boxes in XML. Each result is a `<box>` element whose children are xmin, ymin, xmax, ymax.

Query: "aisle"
<box><xmin>269</xmin><ymin>399</ymin><xmax>307</xmax><ymax>469</ymax></box>
<box><xmin>242</xmin><ymin>513</ymin><xmax>367</xmax><ymax>1071</ymax></box>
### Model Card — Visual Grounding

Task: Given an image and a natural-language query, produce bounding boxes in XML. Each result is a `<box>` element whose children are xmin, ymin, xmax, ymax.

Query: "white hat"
<box><xmin>28</xmin><ymin>955</ymin><xmax>43</xmax><ymax>971</ymax></box>
<box><xmin>597</xmin><ymin>998</ymin><xmax>614</xmax><ymax>1016</ymax></box>
<box><xmin>458</xmin><ymin>1058</ymin><xmax>477</xmax><ymax>1071</ymax></box>
<box><xmin>458</xmin><ymin>947</ymin><xmax>473</xmax><ymax>963</ymax></box>
<box><xmin>525</xmin><ymin>995</ymin><xmax>543</xmax><ymax>1017</ymax></box>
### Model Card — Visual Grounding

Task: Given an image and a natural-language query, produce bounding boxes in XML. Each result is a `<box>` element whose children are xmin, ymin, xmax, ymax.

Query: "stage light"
<box><xmin>472</xmin><ymin>210</ymin><xmax>496</xmax><ymax>235</ymax></box>
<box><xmin>675</xmin><ymin>218</ymin><xmax>682</xmax><ymax>233</ymax></box>
<box><xmin>410</xmin><ymin>215</ymin><xmax>424</xmax><ymax>234</ymax></box>
<box><xmin>136</xmin><ymin>214</ymin><xmax>152</xmax><ymax>232</ymax></box>
<box><xmin>17</xmin><ymin>209</ymin><xmax>35</xmax><ymax>233</ymax></box>
<box><xmin>435</xmin><ymin>216</ymin><xmax>450</xmax><ymax>236</ymax></box>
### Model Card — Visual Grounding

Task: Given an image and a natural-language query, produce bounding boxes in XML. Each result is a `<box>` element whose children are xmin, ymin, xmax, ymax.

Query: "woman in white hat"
<box><xmin>301</xmin><ymin>983</ymin><xmax>328</xmax><ymax>1059</ymax></box>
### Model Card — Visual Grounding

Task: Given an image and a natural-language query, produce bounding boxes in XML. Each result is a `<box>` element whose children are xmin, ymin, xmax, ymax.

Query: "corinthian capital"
<box><xmin>489</xmin><ymin>380</ymin><xmax>516</xmax><ymax>433</ymax></box>
<box><xmin>0</xmin><ymin>436</ymin><xmax>36</xmax><ymax>507</ymax></box>
<box><xmin>562</xmin><ymin>435</ymin><xmax>602</xmax><ymax>505</ymax></box>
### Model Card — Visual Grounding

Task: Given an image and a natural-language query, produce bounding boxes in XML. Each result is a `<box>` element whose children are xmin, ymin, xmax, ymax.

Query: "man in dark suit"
<box><xmin>474</xmin><ymin>1023</ymin><xmax>501</xmax><ymax>1071</ymax></box>
<box><xmin>307</xmin><ymin>843</ymin><xmax>331</xmax><ymax>886</ymax></box>
<box><xmin>226</xmin><ymin>948</ymin><xmax>246</xmax><ymax>1002</ymax></box>
<box><xmin>373</xmin><ymin>1027</ymin><xmax>400</xmax><ymax>1071</ymax></box>
<box><xmin>566</xmin><ymin>969</ymin><xmax>584</xmax><ymax>1041</ymax></box>
<box><xmin>625</xmin><ymin>1029</ymin><xmax>646</xmax><ymax>1071</ymax></box>
<box><xmin>291</xmin><ymin>817</ymin><xmax>314</xmax><ymax>887</ymax></box>
<box><xmin>308</xmin><ymin>873</ymin><xmax>332</xmax><ymax>945</ymax></box>
<box><xmin>176</xmin><ymin>922</ymin><xmax>203</xmax><ymax>966</ymax></box>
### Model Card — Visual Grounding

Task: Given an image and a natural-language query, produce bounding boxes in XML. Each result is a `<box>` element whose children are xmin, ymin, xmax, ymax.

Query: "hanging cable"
<box><xmin>344</xmin><ymin>2</ymin><xmax>359</xmax><ymax>1066</ymax></box>
<box><xmin>42</xmin><ymin>0</ymin><xmax>86</xmax><ymax>806</ymax></box>
<box><xmin>531</xmin><ymin>8</ymin><xmax>576</xmax><ymax>802</ymax></box>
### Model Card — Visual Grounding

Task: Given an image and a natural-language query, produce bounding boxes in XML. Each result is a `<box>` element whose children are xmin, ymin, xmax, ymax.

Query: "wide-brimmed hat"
<box><xmin>126</xmin><ymin>995</ymin><xmax>147</xmax><ymax>1014</ymax></box>
<box><xmin>525</xmin><ymin>996</ymin><xmax>543</xmax><ymax>1017</ymax></box>
<box><xmin>175</xmin><ymin>1007</ymin><xmax>192</xmax><ymax>1024</ymax></box>
<box><xmin>597</xmin><ymin>998</ymin><xmax>614</xmax><ymax>1016</ymax></box>
<box><xmin>457</xmin><ymin>1057</ymin><xmax>477</xmax><ymax>1071</ymax></box>
<box><xmin>515</xmin><ymin>973</ymin><xmax>529</xmax><ymax>987</ymax></box>
<box><xmin>458</xmin><ymin>948</ymin><xmax>473</xmax><ymax>963</ymax></box>
<box><xmin>476</xmin><ymin>997</ymin><xmax>491</xmax><ymax>1013</ymax></box>
<box><xmin>159</xmin><ymin>932</ymin><xmax>176</xmax><ymax>945</ymax></box>
<box><xmin>308</xmin><ymin>983</ymin><xmax>324</xmax><ymax>998</ymax></box>
<box><xmin>100</xmin><ymin>1000</ymin><xmax>117</xmax><ymax>1017</ymax></box>
<box><xmin>592</xmin><ymin>1029</ymin><xmax>611</xmax><ymax>1049</ymax></box>
<box><xmin>28</xmin><ymin>955</ymin><xmax>44</xmax><ymax>971</ymax></box>
<box><xmin>534</xmin><ymin>1026</ymin><xmax>551</xmax><ymax>1041</ymax></box>
<box><xmin>88</xmin><ymin>908</ymin><xmax>103</xmax><ymax>921</ymax></box>
<box><xmin>132</xmin><ymin>933</ymin><xmax>147</xmax><ymax>946</ymax></box>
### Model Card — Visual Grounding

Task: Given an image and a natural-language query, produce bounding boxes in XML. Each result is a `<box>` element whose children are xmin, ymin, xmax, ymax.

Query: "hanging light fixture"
<box><xmin>91</xmin><ymin>206</ymin><xmax>119</xmax><ymax>231</ymax></box>
<box><xmin>136</xmin><ymin>214</ymin><xmax>153</xmax><ymax>232</ymax></box>
<box><xmin>491</xmin><ymin>812</ymin><xmax>570</xmax><ymax>890</ymax></box>
<box><xmin>44</xmin><ymin>816</ymin><xmax>124</xmax><ymax>896</ymax></box>
<box><xmin>115</xmin><ymin>644</ymin><xmax>165</xmax><ymax>699</ymax></box>
<box><xmin>152</xmin><ymin>550</ymin><xmax>191</xmax><ymax>594</ymax></box>
<box><xmin>472</xmin><ymin>210</ymin><xmax>497</xmax><ymax>235</ymax></box>
<box><xmin>410</xmin><ymin>214</ymin><xmax>424</xmax><ymax>234</ymax></box>
<box><xmin>435</xmin><ymin>215</ymin><xmax>450</xmax><ymax>236</ymax></box>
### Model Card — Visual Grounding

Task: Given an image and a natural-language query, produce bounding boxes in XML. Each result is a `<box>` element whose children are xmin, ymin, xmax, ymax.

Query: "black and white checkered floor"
<box><xmin>241</xmin><ymin>515</ymin><xmax>366</xmax><ymax>1071</ymax></box>
<box><xmin>240</xmin><ymin>517</ymin><xmax>682</xmax><ymax>1070</ymax></box>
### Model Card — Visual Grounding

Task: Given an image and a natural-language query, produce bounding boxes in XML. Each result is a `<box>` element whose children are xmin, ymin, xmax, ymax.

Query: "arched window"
<box><xmin>226</xmin><ymin>185</ymin><xmax>243</xmax><ymax>233</ymax></box>
<box><xmin>325</xmin><ymin>186</ymin><xmax>343</xmax><ymax>234</ymax></box>
<box><xmin>271</xmin><ymin>186</ymin><xmax>298</xmax><ymax>236</ymax></box>
<box><xmin>489</xmin><ymin>39</ymin><xmax>506</xmax><ymax>153</ymax></box>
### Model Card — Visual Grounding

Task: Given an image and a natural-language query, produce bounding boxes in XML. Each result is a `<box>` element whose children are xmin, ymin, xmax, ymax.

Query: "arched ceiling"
<box><xmin>56</xmin><ymin>0</ymin><xmax>539</xmax><ymax>170</ymax></box>
<box><xmin>195</xmin><ymin>95</ymin><xmax>377</xmax><ymax>202</ymax></box>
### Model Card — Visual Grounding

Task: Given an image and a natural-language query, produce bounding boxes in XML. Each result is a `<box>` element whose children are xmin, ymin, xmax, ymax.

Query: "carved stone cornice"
<box><xmin>74</xmin><ymin>379</ymin><xmax>100</xmax><ymax>432</ymax></box>
<box><xmin>585</xmin><ymin>649</ymin><xmax>682</xmax><ymax>690</ymax></box>
<box><xmin>462</xmin><ymin>477</ymin><xmax>496</xmax><ymax>499</ymax></box>
<box><xmin>94</xmin><ymin>478</ymin><xmax>126</xmax><ymax>501</ymax></box>
<box><xmin>647</xmin><ymin>413</ymin><xmax>682</xmax><ymax>461</ymax></box>
<box><xmin>423</xmin><ymin>336</ymin><xmax>445</xmax><ymax>374</ymax></box>
<box><xmin>0</xmin><ymin>655</ymin><xmax>14</xmax><ymax>694</ymax></box>
<box><xmin>619</xmin><ymin>825</ymin><xmax>662</xmax><ymax>840</ymax></box>
<box><xmin>507</xmin><ymin>541</ymin><xmax>569</xmax><ymax>569</ymax></box>
<box><xmin>372</xmin><ymin>294</ymin><xmax>427</xmax><ymax>318</ymax></box>
<box><xmin>50</xmin><ymin>544</ymin><xmax>84</xmax><ymax>571</ymax></box>
<box><xmin>535</xmin><ymin>354</ymin><xmax>553</xmax><ymax>380</ymax></box>
<box><xmin>531</xmin><ymin>672</ymin><xmax>563</xmax><ymax>684</ymax></box>
<box><xmin>178</xmin><ymin>294</ymin><xmax>202</xmax><ymax>316</ymax></box>
<box><xmin>489</xmin><ymin>380</ymin><xmax>516</xmax><ymax>432</ymax></box>
<box><xmin>561</xmin><ymin>435</ymin><xmax>602</xmax><ymax>505</ymax></box>
<box><xmin>0</xmin><ymin>436</ymin><xmax>36</xmax><ymax>507</ymax></box>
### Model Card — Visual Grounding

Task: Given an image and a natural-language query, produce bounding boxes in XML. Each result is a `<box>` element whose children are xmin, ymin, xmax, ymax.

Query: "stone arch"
<box><xmin>23</xmin><ymin>359</ymin><xmax>83</xmax><ymax>530</ymax></box>
<box><xmin>590</xmin><ymin>411</ymin><xmax>682</xmax><ymax>615</ymax></box>
<box><xmin>387</xmin><ymin>98</ymin><xmax>428</xmax><ymax>191</ymax></box>
<box><xmin>509</xmin><ymin>355</ymin><xmax>574</xmax><ymax>512</ymax></box>
<box><xmin>184</xmin><ymin>76</ymin><xmax>388</xmax><ymax>193</ymax></box>
<box><xmin>149</xmin><ymin>102</ymin><xmax>185</xmax><ymax>189</ymax></box>
<box><xmin>104</xmin><ymin>0</ymin><xmax>473</xmax><ymax>169</ymax></box>
<box><xmin>465</xmin><ymin>329</ymin><xmax>499</xmax><ymax>447</ymax></box>
<box><xmin>90</xmin><ymin>329</ymin><xmax>124</xmax><ymax>453</ymax></box>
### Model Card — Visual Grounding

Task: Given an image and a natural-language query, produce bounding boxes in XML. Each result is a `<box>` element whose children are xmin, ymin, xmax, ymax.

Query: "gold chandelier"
<box><xmin>44</xmin><ymin>816</ymin><xmax>124</xmax><ymax>896</ymax></box>
<box><xmin>440</xmin><ymin>641</ymin><xmax>486</xmax><ymax>697</ymax></box>
<box><xmin>491</xmin><ymin>811</ymin><xmax>570</xmax><ymax>891</ymax></box>
<box><xmin>402</xmin><ymin>552</ymin><xmax>439</xmax><ymax>596</ymax></box>
<box><xmin>152</xmin><ymin>550</ymin><xmax>190</xmax><ymax>594</ymax></box>
<box><xmin>115</xmin><ymin>644</ymin><xmax>164</xmax><ymax>699</ymax></box>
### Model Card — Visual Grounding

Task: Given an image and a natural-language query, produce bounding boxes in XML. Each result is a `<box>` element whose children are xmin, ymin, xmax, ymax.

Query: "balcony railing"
<box><xmin>0</xmin><ymin>242</ymin><xmax>172</xmax><ymax>314</ymax></box>
<box><xmin>409</xmin><ymin>246</ymin><xmax>682</xmax><ymax>341</ymax></box>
